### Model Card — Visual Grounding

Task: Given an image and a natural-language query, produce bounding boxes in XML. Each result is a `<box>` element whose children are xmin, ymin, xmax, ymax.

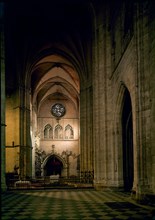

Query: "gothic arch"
<box><xmin>114</xmin><ymin>83</ymin><xmax>134</xmax><ymax>191</ymax></box>
<box><xmin>44</xmin><ymin>124</ymin><xmax>53</xmax><ymax>139</ymax></box>
<box><xmin>65</xmin><ymin>124</ymin><xmax>74</xmax><ymax>139</ymax></box>
<box><xmin>121</xmin><ymin>89</ymin><xmax>133</xmax><ymax>191</ymax></box>
<box><xmin>41</xmin><ymin>153</ymin><xmax>67</xmax><ymax>177</ymax></box>
<box><xmin>54</xmin><ymin>124</ymin><xmax>63</xmax><ymax>139</ymax></box>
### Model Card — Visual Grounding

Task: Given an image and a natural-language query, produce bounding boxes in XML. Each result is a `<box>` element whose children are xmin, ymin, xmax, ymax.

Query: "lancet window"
<box><xmin>65</xmin><ymin>124</ymin><xmax>74</xmax><ymax>139</ymax></box>
<box><xmin>44</xmin><ymin>124</ymin><xmax>53</xmax><ymax>139</ymax></box>
<box><xmin>54</xmin><ymin>124</ymin><xmax>63</xmax><ymax>139</ymax></box>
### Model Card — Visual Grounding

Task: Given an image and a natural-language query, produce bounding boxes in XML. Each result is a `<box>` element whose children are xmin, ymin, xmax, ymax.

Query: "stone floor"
<box><xmin>1</xmin><ymin>189</ymin><xmax>155</xmax><ymax>219</ymax></box>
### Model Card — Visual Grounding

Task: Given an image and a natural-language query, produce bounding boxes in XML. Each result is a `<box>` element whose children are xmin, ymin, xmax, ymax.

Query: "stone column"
<box><xmin>149</xmin><ymin>1</ymin><xmax>155</xmax><ymax>195</ymax></box>
<box><xmin>1</xmin><ymin>4</ymin><xmax>7</xmax><ymax>190</ymax></box>
<box><xmin>19</xmin><ymin>85</ymin><xmax>32</xmax><ymax>179</ymax></box>
<box><xmin>134</xmin><ymin>1</ymin><xmax>152</xmax><ymax>201</ymax></box>
<box><xmin>80</xmin><ymin>84</ymin><xmax>93</xmax><ymax>181</ymax></box>
<box><xmin>31</xmin><ymin>105</ymin><xmax>37</xmax><ymax>178</ymax></box>
<box><xmin>93</xmin><ymin>21</ymin><xmax>109</xmax><ymax>188</ymax></box>
<box><xmin>25</xmin><ymin>87</ymin><xmax>32</xmax><ymax>179</ymax></box>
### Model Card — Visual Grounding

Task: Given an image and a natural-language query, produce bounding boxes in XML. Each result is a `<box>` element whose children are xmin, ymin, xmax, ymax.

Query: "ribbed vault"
<box><xmin>31</xmin><ymin>54</ymin><xmax>80</xmax><ymax>113</ymax></box>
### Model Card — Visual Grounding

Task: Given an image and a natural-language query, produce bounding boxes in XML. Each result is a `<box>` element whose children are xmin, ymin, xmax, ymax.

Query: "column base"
<box><xmin>94</xmin><ymin>183</ymin><xmax>124</xmax><ymax>191</ymax></box>
<box><xmin>94</xmin><ymin>179</ymin><xmax>124</xmax><ymax>191</ymax></box>
<box><xmin>131</xmin><ymin>189</ymin><xmax>155</xmax><ymax>205</ymax></box>
<box><xmin>1</xmin><ymin>183</ymin><xmax>7</xmax><ymax>192</ymax></box>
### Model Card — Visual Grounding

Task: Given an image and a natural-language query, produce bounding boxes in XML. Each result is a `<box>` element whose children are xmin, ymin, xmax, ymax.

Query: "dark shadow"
<box><xmin>122</xmin><ymin>89</ymin><xmax>134</xmax><ymax>192</ymax></box>
<box><xmin>44</xmin><ymin>155</ymin><xmax>63</xmax><ymax>176</ymax></box>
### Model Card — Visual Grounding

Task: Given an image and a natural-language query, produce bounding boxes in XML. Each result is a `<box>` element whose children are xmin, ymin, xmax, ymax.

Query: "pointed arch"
<box><xmin>54</xmin><ymin>124</ymin><xmax>63</xmax><ymax>139</ymax></box>
<box><xmin>44</xmin><ymin>124</ymin><xmax>53</xmax><ymax>139</ymax></box>
<box><xmin>65</xmin><ymin>124</ymin><xmax>74</xmax><ymax>139</ymax></box>
<box><xmin>121</xmin><ymin>88</ymin><xmax>133</xmax><ymax>191</ymax></box>
<box><xmin>41</xmin><ymin>153</ymin><xmax>67</xmax><ymax>177</ymax></box>
<box><xmin>114</xmin><ymin>83</ymin><xmax>134</xmax><ymax>191</ymax></box>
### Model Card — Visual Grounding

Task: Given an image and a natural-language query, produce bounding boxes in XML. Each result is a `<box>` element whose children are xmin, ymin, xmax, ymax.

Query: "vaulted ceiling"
<box><xmin>4</xmin><ymin>0</ymin><xmax>94</xmax><ymax>110</ymax></box>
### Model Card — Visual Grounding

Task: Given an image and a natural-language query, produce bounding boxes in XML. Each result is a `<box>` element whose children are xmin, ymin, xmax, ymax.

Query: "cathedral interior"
<box><xmin>1</xmin><ymin>0</ymin><xmax>155</xmax><ymax>206</ymax></box>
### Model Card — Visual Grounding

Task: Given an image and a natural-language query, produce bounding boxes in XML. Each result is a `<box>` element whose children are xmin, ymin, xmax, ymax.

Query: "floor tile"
<box><xmin>1</xmin><ymin>190</ymin><xmax>154</xmax><ymax>220</ymax></box>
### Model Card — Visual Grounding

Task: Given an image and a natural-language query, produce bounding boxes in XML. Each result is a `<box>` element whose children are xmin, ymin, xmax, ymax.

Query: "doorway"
<box><xmin>122</xmin><ymin>89</ymin><xmax>134</xmax><ymax>192</ymax></box>
<box><xmin>44</xmin><ymin>155</ymin><xmax>63</xmax><ymax>176</ymax></box>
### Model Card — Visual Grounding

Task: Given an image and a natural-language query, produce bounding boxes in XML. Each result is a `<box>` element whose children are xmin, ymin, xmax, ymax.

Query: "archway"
<box><xmin>122</xmin><ymin>89</ymin><xmax>134</xmax><ymax>192</ymax></box>
<box><xmin>44</xmin><ymin>155</ymin><xmax>63</xmax><ymax>176</ymax></box>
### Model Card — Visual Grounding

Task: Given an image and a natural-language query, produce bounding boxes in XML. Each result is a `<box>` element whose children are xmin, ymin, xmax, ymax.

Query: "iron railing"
<box><xmin>6</xmin><ymin>176</ymin><xmax>94</xmax><ymax>190</ymax></box>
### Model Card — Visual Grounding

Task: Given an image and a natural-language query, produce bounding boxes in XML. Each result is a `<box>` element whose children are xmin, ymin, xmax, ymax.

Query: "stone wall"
<box><xmin>92</xmin><ymin>0</ymin><xmax>155</xmax><ymax>200</ymax></box>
